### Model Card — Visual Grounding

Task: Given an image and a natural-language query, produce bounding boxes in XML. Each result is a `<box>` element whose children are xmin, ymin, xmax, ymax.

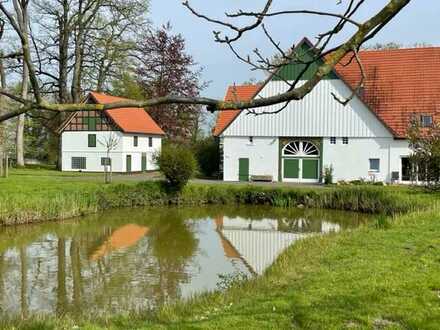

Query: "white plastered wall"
<box><xmin>223</xmin><ymin>136</ymin><xmax>279</xmax><ymax>181</ymax></box>
<box><xmin>322</xmin><ymin>137</ymin><xmax>410</xmax><ymax>182</ymax></box>
<box><xmin>61</xmin><ymin>131</ymin><xmax>162</xmax><ymax>172</ymax></box>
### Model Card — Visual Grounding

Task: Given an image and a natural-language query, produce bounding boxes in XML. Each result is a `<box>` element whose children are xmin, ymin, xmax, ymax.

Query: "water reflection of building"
<box><xmin>215</xmin><ymin>217</ymin><xmax>304</xmax><ymax>275</ymax></box>
<box><xmin>90</xmin><ymin>224</ymin><xmax>150</xmax><ymax>260</ymax></box>
<box><xmin>215</xmin><ymin>216</ymin><xmax>341</xmax><ymax>275</ymax></box>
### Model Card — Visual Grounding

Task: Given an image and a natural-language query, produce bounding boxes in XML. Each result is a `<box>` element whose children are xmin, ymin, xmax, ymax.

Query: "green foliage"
<box><xmin>110</xmin><ymin>71</ymin><xmax>145</xmax><ymax>101</ymax></box>
<box><xmin>408</xmin><ymin>120</ymin><xmax>440</xmax><ymax>190</ymax></box>
<box><xmin>193</xmin><ymin>137</ymin><xmax>220</xmax><ymax>178</ymax></box>
<box><xmin>322</xmin><ymin>165</ymin><xmax>333</xmax><ymax>185</ymax></box>
<box><xmin>154</xmin><ymin>144</ymin><xmax>197</xmax><ymax>190</ymax></box>
<box><xmin>216</xmin><ymin>272</ymin><xmax>249</xmax><ymax>291</ymax></box>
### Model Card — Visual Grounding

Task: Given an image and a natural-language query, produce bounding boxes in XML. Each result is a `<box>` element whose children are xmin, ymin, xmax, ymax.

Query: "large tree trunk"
<box><xmin>71</xmin><ymin>23</ymin><xmax>85</xmax><ymax>103</ymax></box>
<box><xmin>15</xmin><ymin>114</ymin><xmax>25</xmax><ymax>166</ymax></box>
<box><xmin>58</xmin><ymin>0</ymin><xmax>71</xmax><ymax>103</ymax></box>
<box><xmin>14</xmin><ymin>0</ymin><xmax>30</xmax><ymax>168</ymax></box>
<box><xmin>0</xmin><ymin>56</ymin><xmax>6</xmax><ymax>156</ymax></box>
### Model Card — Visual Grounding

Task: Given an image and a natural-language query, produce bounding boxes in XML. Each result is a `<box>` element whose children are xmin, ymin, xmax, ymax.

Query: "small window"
<box><xmin>342</xmin><ymin>137</ymin><xmax>349</xmax><ymax>145</ymax></box>
<box><xmin>134</xmin><ymin>136</ymin><xmax>138</xmax><ymax>147</ymax></box>
<box><xmin>148</xmin><ymin>137</ymin><xmax>153</xmax><ymax>147</ymax></box>
<box><xmin>330</xmin><ymin>137</ymin><xmax>336</xmax><ymax>145</ymax></box>
<box><xmin>88</xmin><ymin>134</ymin><xmax>96</xmax><ymax>147</ymax></box>
<box><xmin>420</xmin><ymin>115</ymin><xmax>433</xmax><ymax>127</ymax></box>
<box><xmin>369</xmin><ymin>158</ymin><xmax>380</xmax><ymax>172</ymax></box>
<box><xmin>249</xmin><ymin>136</ymin><xmax>254</xmax><ymax>144</ymax></box>
<box><xmin>101</xmin><ymin>157</ymin><xmax>111</xmax><ymax>166</ymax></box>
<box><xmin>72</xmin><ymin>157</ymin><xmax>86</xmax><ymax>170</ymax></box>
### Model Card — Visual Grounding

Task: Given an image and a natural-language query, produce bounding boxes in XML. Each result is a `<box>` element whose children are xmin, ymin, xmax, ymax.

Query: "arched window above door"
<box><xmin>283</xmin><ymin>141</ymin><xmax>319</xmax><ymax>157</ymax></box>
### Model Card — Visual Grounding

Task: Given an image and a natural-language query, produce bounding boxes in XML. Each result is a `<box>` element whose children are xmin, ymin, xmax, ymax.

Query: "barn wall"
<box><xmin>223</xmin><ymin>80</ymin><xmax>393</xmax><ymax>138</ymax></box>
<box><xmin>223</xmin><ymin>136</ymin><xmax>279</xmax><ymax>181</ymax></box>
<box><xmin>322</xmin><ymin>137</ymin><xmax>410</xmax><ymax>182</ymax></box>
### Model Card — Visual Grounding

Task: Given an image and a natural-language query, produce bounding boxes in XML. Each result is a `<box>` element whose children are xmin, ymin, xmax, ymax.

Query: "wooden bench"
<box><xmin>250</xmin><ymin>175</ymin><xmax>273</xmax><ymax>182</ymax></box>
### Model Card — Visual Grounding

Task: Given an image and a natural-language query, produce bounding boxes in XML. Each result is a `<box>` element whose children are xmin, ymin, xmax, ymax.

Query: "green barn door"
<box><xmin>302</xmin><ymin>159</ymin><xmax>319</xmax><ymax>180</ymax></box>
<box><xmin>126</xmin><ymin>155</ymin><xmax>132</xmax><ymax>173</ymax></box>
<box><xmin>238</xmin><ymin>158</ymin><xmax>249</xmax><ymax>181</ymax></box>
<box><xmin>283</xmin><ymin>159</ymin><xmax>299</xmax><ymax>179</ymax></box>
<box><xmin>141</xmin><ymin>153</ymin><xmax>147</xmax><ymax>172</ymax></box>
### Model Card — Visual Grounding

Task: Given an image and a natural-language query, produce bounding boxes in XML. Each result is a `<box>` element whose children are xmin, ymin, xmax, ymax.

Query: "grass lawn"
<box><xmin>0</xmin><ymin>168</ymin><xmax>439</xmax><ymax>329</ymax></box>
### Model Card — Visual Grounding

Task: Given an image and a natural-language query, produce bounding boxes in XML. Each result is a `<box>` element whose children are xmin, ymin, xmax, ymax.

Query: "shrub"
<box><xmin>323</xmin><ymin>165</ymin><xmax>334</xmax><ymax>185</ymax></box>
<box><xmin>154</xmin><ymin>144</ymin><xmax>198</xmax><ymax>190</ymax></box>
<box><xmin>193</xmin><ymin>137</ymin><xmax>220</xmax><ymax>178</ymax></box>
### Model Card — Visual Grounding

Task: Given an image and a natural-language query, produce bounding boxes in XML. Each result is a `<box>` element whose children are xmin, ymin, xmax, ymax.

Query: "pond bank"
<box><xmin>0</xmin><ymin>169</ymin><xmax>435</xmax><ymax>225</ymax></box>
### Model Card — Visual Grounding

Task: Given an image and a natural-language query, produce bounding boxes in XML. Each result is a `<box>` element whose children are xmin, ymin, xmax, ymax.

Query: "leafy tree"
<box><xmin>362</xmin><ymin>42</ymin><xmax>402</xmax><ymax>50</ymax></box>
<box><xmin>24</xmin><ymin>116</ymin><xmax>51</xmax><ymax>162</ymax></box>
<box><xmin>408</xmin><ymin>120</ymin><xmax>440</xmax><ymax>190</ymax></box>
<box><xmin>154</xmin><ymin>143</ymin><xmax>197</xmax><ymax>190</ymax></box>
<box><xmin>110</xmin><ymin>71</ymin><xmax>145</xmax><ymax>101</ymax></box>
<box><xmin>135</xmin><ymin>23</ymin><xmax>207</xmax><ymax>141</ymax></box>
<box><xmin>193</xmin><ymin>137</ymin><xmax>219</xmax><ymax>178</ymax></box>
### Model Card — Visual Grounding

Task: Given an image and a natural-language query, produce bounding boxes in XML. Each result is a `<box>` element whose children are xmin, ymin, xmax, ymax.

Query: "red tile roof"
<box><xmin>335</xmin><ymin>47</ymin><xmax>440</xmax><ymax>137</ymax></box>
<box><xmin>213</xmin><ymin>47</ymin><xmax>440</xmax><ymax>138</ymax></box>
<box><xmin>89</xmin><ymin>92</ymin><xmax>165</xmax><ymax>135</ymax></box>
<box><xmin>212</xmin><ymin>85</ymin><xmax>261</xmax><ymax>136</ymax></box>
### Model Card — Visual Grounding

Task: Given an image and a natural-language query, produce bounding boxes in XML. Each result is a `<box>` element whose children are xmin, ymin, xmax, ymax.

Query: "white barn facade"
<box><xmin>214</xmin><ymin>40</ymin><xmax>440</xmax><ymax>184</ymax></box>
<box><xmin>59</xmin><ymin>92</ymin><xmax>165</xmax><ymax>172</ymax></box>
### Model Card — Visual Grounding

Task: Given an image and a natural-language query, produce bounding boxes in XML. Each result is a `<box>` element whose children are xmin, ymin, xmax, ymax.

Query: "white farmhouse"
<box><xmin>59</xmin><ymin>92</ymin><xmax>165</xmax><ymax>172</ymax></box>
<box><xmin>214</xmin><ymin>38</ymin><xmax>440</xmax><ymax>184</ymax></box>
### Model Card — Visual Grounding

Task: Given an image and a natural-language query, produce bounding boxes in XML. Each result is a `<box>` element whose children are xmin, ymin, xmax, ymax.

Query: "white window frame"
<box><xmin>369</xmin><ymin>158</ymin><xmax>380</xmax><ymax>172</ymax></box>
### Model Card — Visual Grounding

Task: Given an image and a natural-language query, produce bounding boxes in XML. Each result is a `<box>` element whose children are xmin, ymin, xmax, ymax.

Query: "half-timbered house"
<box><xmin>59</xmin><ymin>92</ymin><xmax>164</xmax><ymax>172</ymax></box>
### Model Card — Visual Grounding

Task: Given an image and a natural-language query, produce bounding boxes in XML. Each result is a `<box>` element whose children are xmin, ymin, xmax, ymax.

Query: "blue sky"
<box><xmin>151</xmin><ymin>1</ymin><xmax>440</xmax><ymax>99</ymax></box>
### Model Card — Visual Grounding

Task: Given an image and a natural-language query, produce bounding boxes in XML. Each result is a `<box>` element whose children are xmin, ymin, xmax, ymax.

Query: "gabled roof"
<box><xmin>89</xmin><ymin>92</ymin><xmax>165</xmax><ymax>135</ymax></box>
<box><xmin>335</xmin><ymin>47</ymin><xmax>440</xmax><ymax>137</ymax></box>
<box><xmin>213</xmin><ymin>39</ymin><xmax>440</xmax><ymax>138</ymax></box>
<box><xmin>212</xmin><ymin>85</ymin><xmax>261</xmax><ymax>136</ymax></box>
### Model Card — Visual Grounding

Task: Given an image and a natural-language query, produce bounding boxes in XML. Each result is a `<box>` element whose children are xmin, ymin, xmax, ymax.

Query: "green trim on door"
<box><xmin>238</xmin><ymin>158</ymin><xmax>249</xmax><ymax>182</ymax></box>
<box><xmin>126</xmin><ymin>155</ymin><xmax>132</xmax><ymax>173</ymax></box>
<box><xmin>141</xmin><ymin>153</ymin><xmax>147</xmax><ymax>172</ymax></box>
<box><xmin>302</xmin><ymin>159</ymin><xmax>319</xmax><ymax>179</ymax></box>
<box><xmin>283</xmin><ymin>159</ymin><xmax>299</xmax><ymax>179</ymax></box>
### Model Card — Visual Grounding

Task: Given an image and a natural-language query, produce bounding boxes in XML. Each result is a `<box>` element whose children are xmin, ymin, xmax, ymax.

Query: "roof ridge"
<box><xmin>359</xmin><ymin>46</ymin><xmax>440</xmax><ymax>54</ymax></box>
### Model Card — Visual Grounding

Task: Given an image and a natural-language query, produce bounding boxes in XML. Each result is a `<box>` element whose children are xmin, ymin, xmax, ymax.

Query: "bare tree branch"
<box><xmin>0</xmin><ymin>0</ymin><xmax>411</xmax><ymax>124</ymax></box>
<box><xmin>331</xmin><ymin>47</ymin><xmax>366</xmax><ymax>106</ymax></box>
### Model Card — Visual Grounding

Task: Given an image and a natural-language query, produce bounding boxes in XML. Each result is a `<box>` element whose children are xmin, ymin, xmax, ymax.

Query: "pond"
<box><xmin>0</xmin><ymin>206</ymin><xmax>373</xmax><ymax>318</ymax></box>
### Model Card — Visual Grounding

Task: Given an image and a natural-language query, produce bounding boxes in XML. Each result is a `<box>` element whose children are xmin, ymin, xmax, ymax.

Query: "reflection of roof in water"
<box><xmin>215</xmin><ymin>217</ymin><xmax>241</xmax><ymax>259</ymax></box>
<box><xmin>215</xmin><ymin>216</ymin><xmax>305</xmax><ymax>275</ymax></box>
<box><xmin>90</xmin><ymin>224</ymin><xmax>149</xmax><ymax>261</ymax></box>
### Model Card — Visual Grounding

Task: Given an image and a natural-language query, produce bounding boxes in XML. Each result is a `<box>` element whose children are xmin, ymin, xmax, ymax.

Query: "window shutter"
<box><xmin>88</xmin><ymin>134</ymin><xmax>96</xmax><ymax>147</ymax></box>
<box><xmin>87</xmin><ymin>117</ymin><xmax>97</xmax><ymax>130</ymax></box>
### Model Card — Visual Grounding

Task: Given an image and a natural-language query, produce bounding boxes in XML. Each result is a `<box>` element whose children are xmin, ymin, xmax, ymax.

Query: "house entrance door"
<box><xmin>141</xmin><ymin>153</ymin><xmax>147</xmax><ymax>172</ymax></box>
<box><xmin>238</xmin><ymin>158</ymin><xmax>249</xmax><ymax>181</ymax></box>
<box><xmin>126</xmin><ymin>155</ymin><xmax>132</xmax><ymax>172</ymax></box>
